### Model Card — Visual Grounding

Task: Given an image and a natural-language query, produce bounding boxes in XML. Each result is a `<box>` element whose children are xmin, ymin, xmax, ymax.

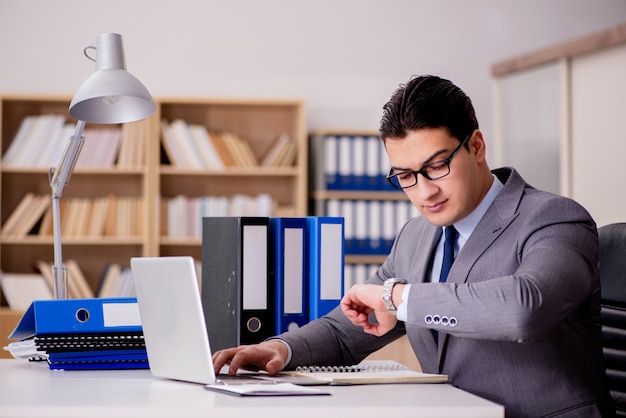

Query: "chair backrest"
<box><xmin>598</xmin><ymin>223</ymin><xmax>626</xmax><ymax>417</ymax></box>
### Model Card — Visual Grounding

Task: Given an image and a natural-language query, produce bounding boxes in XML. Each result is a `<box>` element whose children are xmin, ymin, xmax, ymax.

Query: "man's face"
<box><xmin>385</xmin><ymin>127</ymin><xmax>488</xmax><ymax>227</ymax></box>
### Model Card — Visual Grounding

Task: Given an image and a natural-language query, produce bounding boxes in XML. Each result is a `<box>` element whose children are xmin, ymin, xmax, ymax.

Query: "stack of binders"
<box><xmin>4</xmin><ymin>298</ymin><xmax>147</xmax><ymax>370</ymax></box>
<box><xmin>201</xmin><ymin>216</ymin><xmax>345</xmax><ymax>352</ymax></box>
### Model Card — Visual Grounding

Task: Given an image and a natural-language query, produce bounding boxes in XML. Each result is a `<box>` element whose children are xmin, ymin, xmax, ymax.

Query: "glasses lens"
<box><xmin>423</xmin><ymin>161</ymin><xmax>450</xmax><ymax>180</ymax></box>
<box><xmin>387</xmin><ymin>172</ymin><xmax>416</xmax><ymax>189</ymax></box>
<box><xmin>387</xmin><ymin>174</ymin><xmax>402</xmax><ymax>189</ymax></box>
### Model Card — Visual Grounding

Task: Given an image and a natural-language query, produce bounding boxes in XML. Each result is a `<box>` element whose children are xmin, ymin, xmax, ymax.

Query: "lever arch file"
<box><xmin>201</xmin><ymin>217</ymin><xmax>274</xmax><ymax>351</ymax></box>
<box><xmin>270</xmin><ymin>217</ymin><xmax>308</xmax><ymax>333</ymax></box>
<box><xmin>9</xmin><ymin>298</ymin><xmax>142</xmax><ymax>340</ymax></box>
<box><xmin>307</xmin><ymin>216</ymin><xmax>345</xmax><ymax>320</ymax></box>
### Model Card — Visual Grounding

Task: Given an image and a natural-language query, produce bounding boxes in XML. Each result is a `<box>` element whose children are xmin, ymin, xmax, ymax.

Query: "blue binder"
<box><xmin>10</xmin><ymin>298</ymin><xmax>142</xmax><ymax>340</ymax></box>
<box><xmin>270</xmin><ymin>217</ymin><xmax>309</xmax><ymax>333</ymax></box>
<box><xmin>307</xmin><ymin>217</ymin><xmax>345</xmax><ymax>321</ymax></box>
<box><xmin>47</xmin><ymin>349</ymin><xmax>149</xmax><ymax>370</ymax></box>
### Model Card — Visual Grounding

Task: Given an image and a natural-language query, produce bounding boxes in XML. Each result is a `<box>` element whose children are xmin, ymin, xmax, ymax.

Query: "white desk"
<box><xmin>0</xmin><ymin>359</ymin><xmax>504</xmax><ymax>417</ymax></box>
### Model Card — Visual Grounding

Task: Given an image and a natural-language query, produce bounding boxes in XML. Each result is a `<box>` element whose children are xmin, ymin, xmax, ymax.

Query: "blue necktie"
<box><xmin>434</xmin><ymin>225</ymin><xmax>457</xmax><ymax>340</ymax></box>
<box><xmin>439</xmin><ymin>225</ymin><xmax>457</xmax><ymax>283</ymax></box>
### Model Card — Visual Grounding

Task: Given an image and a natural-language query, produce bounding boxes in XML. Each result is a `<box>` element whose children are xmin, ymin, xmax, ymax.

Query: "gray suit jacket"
<box><xmin>280</xmin><ymin>168</ymin><xmax>614</xmax><ymax>417</ymax></box>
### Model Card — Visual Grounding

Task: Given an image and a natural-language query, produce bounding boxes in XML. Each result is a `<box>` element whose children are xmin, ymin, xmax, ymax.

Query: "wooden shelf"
<box><xmin>0</xmin><ymin>95</ymin><xmax>307</xmax><ymax>305</ymax></box>
<box><xmin>311</xmin><ymin>190</ymin><xmax>407</xmax><ymax>201</ymax></box>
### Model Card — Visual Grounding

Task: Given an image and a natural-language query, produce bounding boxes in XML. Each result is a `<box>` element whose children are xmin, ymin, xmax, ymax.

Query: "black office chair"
<box><xmin>599</xmin><ymin>223</ymin><xmax>626</xmax><ymax>416</ymax></box>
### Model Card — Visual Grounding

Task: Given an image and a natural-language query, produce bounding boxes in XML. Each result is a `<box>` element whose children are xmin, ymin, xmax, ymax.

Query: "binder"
<box><xmin>368</xmin><ymin>200</ymin><xmax>383</xmax><ymax>254</ymax></box>
<box><xmin>6</xmin><ymin>298</ymin><xmax>147</xmax><ymax>370</ymax></box>
<box><xmin>201</xmin><ymin>217</ymin><xmax>274</xmax><ymax>351</ymax></box>
<box><xmin>323</xmin><ymin>134</ymin><xmax>339</xmax><ymax>190</ymax></box>
<box><xmin>352</xmin><ymin>136</ymin><xmax>366</xmax><ymax>190</ymax></box>
<box><xmin>307</xmin><ymin>217</ymin><xmax>345</xmax><ymax>320</ymax></box>
<box><xmin>365</xmin><ymin>135</ymin><xmax>381</xmax><ymax>190</ymax></box>
<box><xmin>337</xmin><ymin>136</ymin><xmax>352</xmax><ymax>189</ymax></box>
<box><xmin>47</xmin><ymin>348</ymin><xmax>149</xmax><ymax>370</ymax></box>
<box><xmin>9</xmin><ymin>298</ymin><xmax>142</xmax><ymax>340</ymax></box>
<box><xmin>354</xmin><ymin>200</ymin><xmax>368</xmax><ymax>254</ymax></box>
<box><xmin>270</xmin><ymin>217</ymin><xmax>309</xmax><ymax>334</ymax></box>
<box><xmin>381</xmin><ymin>201</ymin><xmax>396</xmax><ymax>253</ymax></box>
<box><xmin>340</xmin><ymin>200</ymin><xmax>354</xmax><ymax>254</ymax></box>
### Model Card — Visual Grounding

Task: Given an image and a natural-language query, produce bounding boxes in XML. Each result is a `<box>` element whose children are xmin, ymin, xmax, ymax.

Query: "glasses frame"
<box><xmin>386</xmin><ymin>133</ymin><xmax>471</xmax><ymax>190</ymax></box>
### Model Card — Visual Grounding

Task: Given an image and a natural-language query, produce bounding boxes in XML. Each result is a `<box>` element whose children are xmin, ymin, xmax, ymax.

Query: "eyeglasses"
<box><xmin>386</xmin><ymin>133</ymin><xmax>471</xmax><ymax>190</ymax></box>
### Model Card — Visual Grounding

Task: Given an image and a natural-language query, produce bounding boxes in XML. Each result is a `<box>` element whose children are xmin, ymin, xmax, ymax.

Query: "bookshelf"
<box><xmin>0</xmin><ymin>96</ymin><xmax>307</xmax><ymax>312</ymax></box>
<box><xmin>308</xmin><ymin>130</ymin><xmax>418</xmax><ymax>289</ymax></box>
<box><xmin>156</xmin><ymin>98</ymin><xmax>307</xmax><ymax>261</ymax></box>
<box><xmin>0</xmin><ymin>96</ymin><xmax>151</xmax><ymax>291</ymax></box>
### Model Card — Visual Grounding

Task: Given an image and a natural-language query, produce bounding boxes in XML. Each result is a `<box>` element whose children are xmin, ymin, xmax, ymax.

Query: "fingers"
<box><xmin>212</xmin><ymin>347</ymin><xmax>238</xmax><ymax>375</ymax></box>
<box><xmin>340</xmin><ymin>291</ymin><xmax>374</xmax><ymax>327</ymax></box>
<box><xmin>264</xmin><ymin>356</ymin><xmax>283</xmax><ymax>375</ymax></box>
<box><xmin>211</xmin><ymin>342</ymin><xmax>288</xmax><ymax>376</ymax></box>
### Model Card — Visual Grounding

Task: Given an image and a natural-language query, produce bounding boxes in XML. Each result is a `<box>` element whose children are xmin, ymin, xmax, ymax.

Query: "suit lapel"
<box><xmin>446</xmin><ymin>168</ymin><xmax>525</xmax><ymax>286</ymax></box>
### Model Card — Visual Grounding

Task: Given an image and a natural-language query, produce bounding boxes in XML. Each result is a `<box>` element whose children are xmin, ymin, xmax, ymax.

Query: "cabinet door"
<box><xmin>571</xmin><ymin>43</ymin><xmax>626</xmax><ymax>227</ymax></box>
<box><xmin>494</xmin><ymin>61</ymin><xmax>565</xmax><ymax>196</ymax></box>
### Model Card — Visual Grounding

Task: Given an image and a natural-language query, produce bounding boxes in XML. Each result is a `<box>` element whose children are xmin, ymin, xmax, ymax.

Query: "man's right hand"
<box><xmin>212</xmin><ymin>340</ymin><xmax>289</xmax><ymax>376</ymax></box>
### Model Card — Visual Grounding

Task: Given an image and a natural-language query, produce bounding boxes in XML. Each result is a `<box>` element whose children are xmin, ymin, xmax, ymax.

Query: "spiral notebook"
<box><xmin>277</xmin><ymin>359</ymin><xmax>448</xmax><ymax>386</ymax></box>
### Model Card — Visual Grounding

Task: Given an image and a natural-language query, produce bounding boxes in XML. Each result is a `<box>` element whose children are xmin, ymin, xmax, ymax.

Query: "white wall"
<box><xmin>1</xmin><ymin>0</ymin><xmax>625</xmax><ymax>157</ymax></box>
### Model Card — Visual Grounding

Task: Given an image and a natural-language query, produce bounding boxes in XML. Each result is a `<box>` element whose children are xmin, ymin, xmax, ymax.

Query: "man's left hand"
<box><xmin>340</xmin><ymin>284</ymin><xmax>398</xmax><ymax>336</ymax></box>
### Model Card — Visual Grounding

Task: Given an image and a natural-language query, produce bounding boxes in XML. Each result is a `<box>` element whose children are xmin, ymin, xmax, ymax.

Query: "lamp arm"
<box><xmin>48</xmin><ymin>120</ymin><xmax>87</xmax><ymax>299</ymax></box>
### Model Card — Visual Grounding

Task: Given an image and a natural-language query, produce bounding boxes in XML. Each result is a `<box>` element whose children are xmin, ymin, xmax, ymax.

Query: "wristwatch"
<box><xmin>382</xmin><ymin>278</ymin><xmax>408</xmax><ymax>312</ymax></box>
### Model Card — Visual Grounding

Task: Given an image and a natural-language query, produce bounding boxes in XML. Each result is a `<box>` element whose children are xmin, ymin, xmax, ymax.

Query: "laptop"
<box><xmin>130</xmin><ymin>256</ymin><xmax>263</xmax><ymax>385</ymax></box>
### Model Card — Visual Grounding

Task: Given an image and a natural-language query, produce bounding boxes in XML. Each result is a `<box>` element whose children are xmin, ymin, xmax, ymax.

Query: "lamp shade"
<box><xmin>69</xmin><ymin>33</ymin><xmax>155</xmax><ymax>124</ymax></box>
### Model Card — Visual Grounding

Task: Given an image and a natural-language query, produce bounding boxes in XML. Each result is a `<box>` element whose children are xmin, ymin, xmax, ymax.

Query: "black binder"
<box><xmin>201</xmin><ymin>217</ymin><xmax>274</xmax><ymax>351</ymax></box>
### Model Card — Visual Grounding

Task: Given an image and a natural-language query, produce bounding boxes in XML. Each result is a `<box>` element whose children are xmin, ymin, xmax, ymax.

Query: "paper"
<box><xmin>204</xmin><ymin>382</ymin><xmax>330</xmax><ymax>397</ymax></box>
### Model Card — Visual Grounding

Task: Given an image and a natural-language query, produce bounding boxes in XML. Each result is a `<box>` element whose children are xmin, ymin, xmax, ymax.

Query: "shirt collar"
<box><xmin>453</xmin><ymin>174</ymin><xmax>504</xmax><ymax>244</ymax></box>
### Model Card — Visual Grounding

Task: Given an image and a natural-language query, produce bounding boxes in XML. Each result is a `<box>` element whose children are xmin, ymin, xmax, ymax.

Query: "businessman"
<box><xmin>213</xmin><ymin>75</ymin><xmax>614</xmax><ymax>417</ymax></box>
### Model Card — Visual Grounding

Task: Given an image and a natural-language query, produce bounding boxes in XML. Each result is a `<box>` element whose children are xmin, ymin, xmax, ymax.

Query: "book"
<box><xmin>261</xmin><ymin>133</ymin><xmax>290</xmax><ymax>167</ymax></box>
<box><xmin>0</xmin><ymin>272</ymin><xmax>53</xmax><ymax>311</ymax></box>
<box><xmin>208</xmin><ymin>132</ymin><xmax>237</xmax><ymax>167</ymax></box>
<box><xmin>276</xmin><ymin>139</ymin><xmax>298</xmax><ymax>167</ymax></box>
<box><xmin>221</xmin><ymin>132</ymin><xmax>251</xmax><ymax>167</ymax></box>
<box><xmin>1</xmin><ymin>193</ymin><xmax>50</xmax><ymax>238</ymax></box>
<box><xmin>160</xmin><ymin>120</ymin><xmax>186</xmax><ymax>168</ymax></box>
<box><xmin>34</xmin><ymin>259</ymin><xmax>94</xmax><ymax>299</ymax></box>
<box><xmin>38</xmin><ymin>204</ymin><xmax>54</xmax><ymax>236</ymax></box>
<box><xmin>117</xmin><ymin>120</ymin><xmax>145</xmax><ymax>168</ymax></box>
<box><xmin>86</xmin><ymin>196</ymin><xmax>112</xmax><ymax>238</ymax></box>
<box><xmin>188</xmin><ymin>124</ymin><xmax>224</xmax><ymax>170</ymax></box>
<box><xmin>5</xmin><ymin>194</ymin><xmax>50</xmax><ymax>238</ymax></box>
<box><xmin>169</xmin><ymin>119</ymin><xmax>205</xmax><ymax>169</ymax></box>
<box><xmin>66</xmin><ymin>260</ymin><xmax>95</xmax><ymax>299</ymax></box>
<box><xmin>98</xmin><ymin>263</ymin><xmax>124</xmax><ymax>298</ymax></box>
<box><xmin>279</xmin><ymin>360</ymin><xmax>448</xmax><ymax>386</ymax></box>
<box><xmin>76</xmin><ymin>128</ymin><xmax>122</xmax><ymax>168</ymax></box>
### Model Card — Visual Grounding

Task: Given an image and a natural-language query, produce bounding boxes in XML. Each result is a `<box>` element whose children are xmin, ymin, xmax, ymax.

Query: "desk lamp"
<box><xmin>49</xmin><ymin>33</ymin><xmax>156</xmax><ymax>299</ymax></box>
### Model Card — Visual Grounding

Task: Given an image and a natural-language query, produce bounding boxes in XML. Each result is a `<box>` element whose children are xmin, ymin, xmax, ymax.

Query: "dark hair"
<box><xmin>379</xmin><ymin>75</ymin><xmax>479</xmax><ymax>144</ymax></box>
